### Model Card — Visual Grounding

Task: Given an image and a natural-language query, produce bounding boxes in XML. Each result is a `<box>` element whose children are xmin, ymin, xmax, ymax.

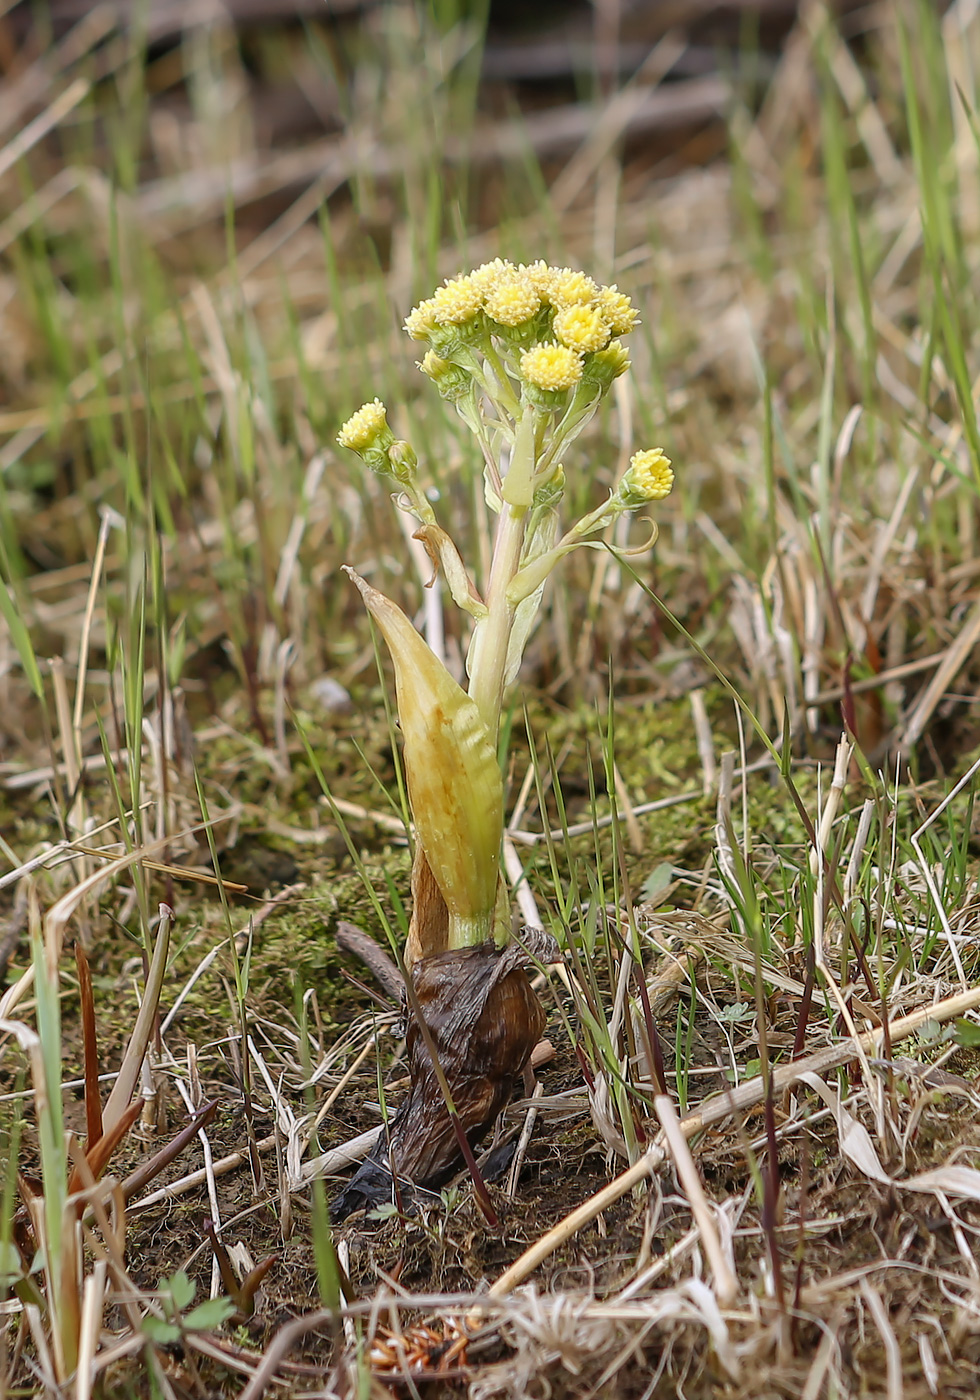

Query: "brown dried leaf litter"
<box><xmin>4</xmin><ymin>1</ymin><xmax>980</xmax><ymax>1398</ymax></box>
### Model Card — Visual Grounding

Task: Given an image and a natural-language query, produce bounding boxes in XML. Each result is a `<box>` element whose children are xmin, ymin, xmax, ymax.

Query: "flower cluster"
<box><xmin>404</xmin><ymin>259</ymin><xmax>637</xmax><ymax>400</ymax></box>
<box><xmin>336</xmin><ymin>397</ymin><xmax>390</xmax><ymax>456</ymax></box>
<box><xmin>340</xmin><ymin>261</ymin><xmax>673</xmax><ymax>527</ymax></box>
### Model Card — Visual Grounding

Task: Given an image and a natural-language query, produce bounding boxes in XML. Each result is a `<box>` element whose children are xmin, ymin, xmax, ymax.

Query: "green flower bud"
<box><xmin>388</xmin><ymin>439</ymin><xmax>419</xmax><ymax>484</ymax></box>
<box><xmin>419</xmin><ymin>350</ymin><xmax>473</xmax><ymax>403</ymax></box>
<box><xmin>582</xmin><ymin>340</ymin><xmax>631</xmax><ymax>390</ymax></box>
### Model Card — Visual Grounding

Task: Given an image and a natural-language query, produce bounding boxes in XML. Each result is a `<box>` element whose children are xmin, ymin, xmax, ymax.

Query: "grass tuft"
<box><xmin>3</xmin><ymin>1</ymin><xmax>980</xmax><ymax>1396</ymax></box>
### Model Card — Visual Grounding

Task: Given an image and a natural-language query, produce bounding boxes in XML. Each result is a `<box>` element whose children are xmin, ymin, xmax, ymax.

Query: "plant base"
<box><xmin>332</xmin><ymin>930</ymin><xmax>557</xmax><ymax>1219</ymax></box>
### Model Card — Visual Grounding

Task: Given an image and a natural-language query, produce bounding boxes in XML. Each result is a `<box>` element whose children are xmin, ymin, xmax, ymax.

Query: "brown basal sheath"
<box><xmin>331</xmin><ymin>929</ymin><xmax>557</xmax><ymax>1219</ymax></box>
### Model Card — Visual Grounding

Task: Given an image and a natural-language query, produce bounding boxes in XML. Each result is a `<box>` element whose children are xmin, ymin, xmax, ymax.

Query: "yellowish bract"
<box><xmin>520</xmin><ymin>341</ymin><xmax>584</xmax><ymax>392</ymax></box>
<box><xmin>344</xmin><ymin>569</ymin><xmax>503</xmax><ymax>943</ymax></box>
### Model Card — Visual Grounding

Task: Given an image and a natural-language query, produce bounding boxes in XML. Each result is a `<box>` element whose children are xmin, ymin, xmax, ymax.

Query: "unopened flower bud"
<box><xmin>532</xmin><ymin>463</ymin><xmax>566</xmax><ymax>508</ymax></box>
<box><xmin>419</xmin><ymin>349</ymin><xmax>472</xmax><ymax>402</ymax></box>
<box><xmin>388</xmin><ymin>439</ymin><xmax>419</xmax><ymax>484</ymax></box>
<box><xmin>583</xmin><ymin>340</ymin><xmax>631</xmax><ymax>390</ymax></box>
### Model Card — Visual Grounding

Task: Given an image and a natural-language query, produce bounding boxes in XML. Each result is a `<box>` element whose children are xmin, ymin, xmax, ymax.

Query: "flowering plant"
<box><xmin>339</xmin><ymin>259</ymin><xmax>672</xmax><ymax>961</ymax></box>
<box><xmin>335</xmin><ymin>259</ymin><xmax>673</xmax><ymax>1208</ymax></box>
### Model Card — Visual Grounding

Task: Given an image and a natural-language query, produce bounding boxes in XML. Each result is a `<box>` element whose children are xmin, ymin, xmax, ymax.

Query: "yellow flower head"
<box><xmin>431</xmin><ymin>273</ymin><xmax>484</xmax><ymax>325</ymax></box>
<box><xmin>404</xmin><ymin>297</ymin><xmax>440</xmax><ymax>340</ymax></box>
<box><xmin>598</xmin><ymin>285</ymin><xmax>639</xmax><ymax>335</ymax></box>
<box><xmin>484</xmin><ymin>271</ymin><xmax>540</xmax><ymax>327</ymax></box>
<box><xmin>521</xmin><ymin>260</ymin><xmax>554</xmax><ymax>296</ymax></box>
<box><xmin>520</xmin><ymin>342</ymin><xmax>584</xmax><ymax>392</ymax></box>
<box><xmin>470</xmin><ymin>257</ymin><xmax>515</xmax><ymax>292</ymax></box>
<box><xmin>553</xmin><ymin>304</ymin><xmax>611</xmax><ymax>354</ymax></box>
<box><xmin>546</xmin><ymin>267</ymin><xmax>598</xmax><ymax>307</ymax></box>
<box><xmin>624</xmin><ymin>448</ymin><xmax>674</xmax><ymax>501</ymax></box>
<box><xmin>337</xmin><ymin>398</ymin><xmax>390</xmax><ymax>454</ymax></box>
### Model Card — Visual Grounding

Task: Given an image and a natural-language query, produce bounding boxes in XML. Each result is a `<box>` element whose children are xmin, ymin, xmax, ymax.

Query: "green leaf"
<box><xmin>368</xmin><ymin>1201</ymin><xmax>400</xmax><ymax>1222</ymax></box>
<box><xmin>715</xmin><ymin>1001</ymin><xmax>754</xmax><ymax>1025</ymax></box>
<box><xmin>142</xmin><ymin>1317</ymin><xmax>182</xmax><ymax>1345</ymax></box>
<box><xmin>953</xmin><ymin>1018</ymin><xmax>980</xmax><ymax>1048</ymax></box>
<box><xmin>0</xmin><ymin>576</ymin><xmax>43</xmax><ymax>699</ymax></box>
<box><xmin>163</xmin><ymin>1269</ymin><xmax>196</xmax><ymax>1311</ymax></box>
<box><xmin>183</xmin><ymin>1298</ymin><xmax>236</xmax><ymax>1332</ymax></box>
<box><xmin>641</xmin><ymin>863</ymin><xmax>674</xmax><ymax>903</ymax></box>
<box><xmin>0</xmin><ymin>1241</ymin><xmax>22</xmax><ymax>1287</ymax></box>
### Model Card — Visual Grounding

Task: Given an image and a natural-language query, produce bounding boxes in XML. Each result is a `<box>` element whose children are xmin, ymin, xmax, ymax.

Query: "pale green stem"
<box><xmin>468</xmin><ymin>406</ymin><xmax>541</xmax><ymax>735</ymax></box>
<box><xmin>448</xmin><ymin>909</ymin><xmax>497</xmax><ymax>949</ymax></box>
<box><xmin>468</xmin><ymin>498</ymin><xmax>528</xmax><ymax>736</ymax></box>
<box><xmin>482</xmin><ymin>342</ymin><xmax>522</xmax><ymax>418</ymax></box>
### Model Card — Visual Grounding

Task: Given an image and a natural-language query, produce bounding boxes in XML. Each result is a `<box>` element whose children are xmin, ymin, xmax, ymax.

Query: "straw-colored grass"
<box><xmin>3</xmin><ymin>1</ymin><xmax>980</xmax><ymax>1396</ymax></box>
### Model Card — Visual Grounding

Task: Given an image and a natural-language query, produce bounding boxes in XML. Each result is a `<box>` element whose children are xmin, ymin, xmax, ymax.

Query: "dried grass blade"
<box><xmin>654</xmin><ymin>1094</ymin><xmax>737</xmax><ymax>1306</ymax></box>
<box><xmin>860</xmin><ymin>1279</ymin><xmax>904</xmax><ymax>1400</ymax></box>
<box><xmin>74</xmin><ymin>1259</ymin><xmax>106</xmax><ymax>1400</ymax></box>
<box><xmin>896</xmin><ymin>597</ymin><xmax>980</xmax><ymax>752</ymax></box>
<box><xmin>485</xmin><ymin>983</ymin><xmax>980</xmax><ymax>1301</ymax></box>
<box><xmin>0</xmin><ymin>77</ymin><xmax>90</xmax><ymax>184</ymax></box>
<box><xmin>74</xmin><ymin>942</ymin><xmax>103</xmax><ymax>1147</ymax></box>
<box><xmin>101</xmin><ymin>904</ymin><xmax>174</xmax><ymax>1135</ymax></box>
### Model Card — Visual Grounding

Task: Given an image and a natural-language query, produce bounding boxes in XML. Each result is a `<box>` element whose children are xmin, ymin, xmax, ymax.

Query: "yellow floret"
<box><xmin>485</xmin><ymin>272</ymin><xmax>540</xmax><ymax>327</ymax></box>
<box><xmin>470</xmin><ymin>258</ymin><xmax>515</xmax><ymax>292</ymax></box>
<box><xmin>404</xmin><ymin>298</ymin><xmax>440</xmax><ymax>340</ymax></box>
<box><xmin>625</xmin><ymin>448</ymin><xmax>673</xmax><ymax>500</ymax></box>
<box><xmin>547</xmin><ymin>267</ymin><xmax>599</xmax><ymax>307</ymax></box>
<box><xmin>520</xmin><ymin>342</ymin><xmax>584</xmax><ymax>392</ymax></box>
<box><xmin>553</xmin><ymin>304</ymin><xmax>611</xmax><ymax>353</ymax></box>
<box><xmin>521</xmin><ymin>260</ymin><xmax>556</xmax><ymax>296</ymax></box>
<box><xmin>598</xmin><ymin>285</ymin><xmax>639</xmax><ymax>335</ymax></box>
<box><xmin>337</xmin><ymin>398</ymin><xmax>389</xmax><ymax>452</ymax></box>
<box><xmin>431</xmin><ymin>274</ymin><xmax>484</xmax><ymax>325</ymax></box>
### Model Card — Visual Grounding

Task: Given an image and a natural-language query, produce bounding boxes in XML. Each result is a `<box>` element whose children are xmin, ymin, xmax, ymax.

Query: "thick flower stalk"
<box><xmin>333</xmin><ymin>260</ymin><xmax>674</xmax><ymax>1212</ymax></box>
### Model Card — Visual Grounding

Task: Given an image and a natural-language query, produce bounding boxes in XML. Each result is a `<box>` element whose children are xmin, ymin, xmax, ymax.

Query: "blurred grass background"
<box><xmin>5</xmin><ymin>1</ymin><xmax>980</xmax><ymax>1395</ymax></box>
